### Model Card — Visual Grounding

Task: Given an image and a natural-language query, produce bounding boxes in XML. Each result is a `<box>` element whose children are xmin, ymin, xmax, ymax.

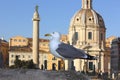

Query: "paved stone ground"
<box><xmin>0</xmin><ymin>69</ymin><xmax>91</xmax><ymax>80</ymax></box>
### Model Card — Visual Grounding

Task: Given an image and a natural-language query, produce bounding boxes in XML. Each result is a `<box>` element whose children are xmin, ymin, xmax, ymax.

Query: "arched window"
<box><xmin>88</xmin><ymin>32</ymin><xmax>92</xmax><ymax>39</ymax></box>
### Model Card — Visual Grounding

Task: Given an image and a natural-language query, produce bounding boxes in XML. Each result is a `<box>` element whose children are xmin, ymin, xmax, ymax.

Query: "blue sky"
<box><xmin>0</xmin><ymin>0</ymin><xmax>120</xmax><ymax>41</ymax></box>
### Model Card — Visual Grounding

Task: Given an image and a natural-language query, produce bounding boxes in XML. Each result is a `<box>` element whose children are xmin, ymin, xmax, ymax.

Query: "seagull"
<box><xmin>45</xmin><ymin>32</ymin><xmax>97</xmax><ymax>60</ymax></box>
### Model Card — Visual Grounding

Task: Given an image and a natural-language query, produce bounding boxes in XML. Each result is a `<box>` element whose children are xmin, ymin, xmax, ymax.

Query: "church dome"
<box><xmin>70</xmin><ymin>0</ymin><xmax>105</xmax><ymax>28</ymax></box>
<box><xmin>70</xmin><ymin>9</ymin><xmax>105</xmax><ymax>28</ymax></box>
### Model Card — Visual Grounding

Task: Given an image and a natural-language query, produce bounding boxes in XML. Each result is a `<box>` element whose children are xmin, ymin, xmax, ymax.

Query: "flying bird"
<box><xmin>45</xmin><ymin>32</ymin><xmax>97</xmax><ymax>60</ymax></box>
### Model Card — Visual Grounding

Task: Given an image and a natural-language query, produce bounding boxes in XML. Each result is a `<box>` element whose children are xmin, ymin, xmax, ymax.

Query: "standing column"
<box><xmin>32</xmin><ymin>5</ymin><xmax>40</xmax><ymax>68</ymax></box>
<box><xmin>64</xmin><ymin>59</ymin><xmax>73</xmax><ymax>71</ymax></box>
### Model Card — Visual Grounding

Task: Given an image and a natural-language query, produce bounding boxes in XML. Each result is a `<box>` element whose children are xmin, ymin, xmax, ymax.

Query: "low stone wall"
<box><xmin>0</xmin><ymin>69</ymin><xmax>90</xmax><ymax>80</ymax></box>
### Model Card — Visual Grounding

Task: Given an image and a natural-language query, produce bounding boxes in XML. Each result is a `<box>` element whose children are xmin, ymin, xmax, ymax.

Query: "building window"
<box><xmin>19</xmin><ymin>39</ymin><xmax>21</xmax><ymax>42</ymax></box>
<box><xmin>11</xmin><ymin>55</ymin><xmax>14</xmax><ymax>57</ymax></box>
<box><xmin>75</xmin><ymin>32</ymin><xmax>78</xmax><ymax>40</ymax></box>
<box><xmin>76</xmin><ymin>17</ymin><xmax>80</xmax><ymax>21</ymax></box>
<box><xmin>23</xmin><ymin>40</ymin><xmax>26</xmax><ymax>42</ymax></box>
<box><xmin>43</xmin><ymin>44</ymin><xmax>46</xmax><ymax>46</ymax></box>
<box><xmin>88</xmin><ymin>32</ymin><xmax>92</xmax><ymax>39</ymax></box>
<box><xmin>89</xmin><ymin>62</ymin><xmax>93</xmax><ymax>70</ymax></box>
<box><xmin>15</xmin><ymin>55</ymin><xmax>20</xmax><ymax>59</ymax></box>
<box><xmin>89</xmin><ymin>18</ymin><xmax>92</xmax><ymax>21</ymax></box>
<box><xmin>72</xmin><ymin>32</ymin><xmax>78</xmax><ymax>45</ymax></box>
<box><xmin>28</xmin><ymin>55</ymin><xmax>31</xmax><ymax>58</ymax></box>
<box><xmin>52</xmin><ymin>57</ymin><xmax>57</xmax><ymax>60</ymax></box>
<box><xmin>76</xmin><ymin>18</ymin><xmax>79</xmax><ymax>21</ymax></box>
<box><xmin>23</xmin><ymin>55</ymin><xmax>25</xmax><ymax>58</ymax></box>
<box><xmin>14</xmin><ymin>39</ymin><xmax>17</xmax><ymax>42</ymax></box>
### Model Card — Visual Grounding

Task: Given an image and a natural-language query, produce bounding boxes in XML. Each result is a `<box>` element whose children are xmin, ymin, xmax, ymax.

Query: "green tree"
<box><xmin>14</xmin><ymin>56</ymin><xmax>21</xmax><ymax>68</ymax></box>
<box><xmin>10</xmin><ymin>56</ymin><xmax>35</xmax><ymax>69</ymax></box>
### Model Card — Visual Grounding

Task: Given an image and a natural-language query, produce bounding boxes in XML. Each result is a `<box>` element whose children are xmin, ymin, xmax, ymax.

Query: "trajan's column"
<box><xmin>32</xmin><ymin>5</ymin><xmax>40</xmax><ymax>68</ymax></box>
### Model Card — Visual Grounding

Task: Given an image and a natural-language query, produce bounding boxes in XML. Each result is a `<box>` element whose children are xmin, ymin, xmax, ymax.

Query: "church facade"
<box><xmin>66</xmin><ymin>0</ymin><xmax>106</xmax><ymax>73</ymax></box>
